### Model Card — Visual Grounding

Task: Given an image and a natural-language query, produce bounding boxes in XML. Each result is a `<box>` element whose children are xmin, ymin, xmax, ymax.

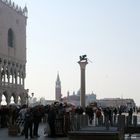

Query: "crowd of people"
<box><xmin>0</xmin><ymin>102</ymin><xmax>137</xmax><ymax>139</ymax></box>
<box><xmin>0</xmin><ymin>104</ymin><xmax>44</xmax><ymax>139</ymax></box>
<box><xmin>0</xmin><ymin>102</ymin><xmax>74</xmax><ymax>139</ymax></box>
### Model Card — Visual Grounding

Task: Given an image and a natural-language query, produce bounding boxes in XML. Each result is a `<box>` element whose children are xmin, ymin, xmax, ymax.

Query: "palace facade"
<box><xmin>0</xmin><ymin>0</ymin><xmax>28</xmax><ymax>105</ymax></box>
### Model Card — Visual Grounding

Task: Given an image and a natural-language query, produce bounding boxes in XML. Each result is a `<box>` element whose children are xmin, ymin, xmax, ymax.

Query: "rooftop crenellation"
<box><xmin>0</xmin><ymin>0</ymin><xmax>28</xmax><ymax>17</ymax></box>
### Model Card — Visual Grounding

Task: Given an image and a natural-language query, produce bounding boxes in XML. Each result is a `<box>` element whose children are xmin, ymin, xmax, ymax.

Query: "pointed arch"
<box><xmin>1</xmin><ymin>91</ymin><xmax>8</xmax><ymax>105</ymax></box>
<box><xmin>11</xmin><ymin>92</ymin><xmax>18</xmax><ymax>104</ymax></box>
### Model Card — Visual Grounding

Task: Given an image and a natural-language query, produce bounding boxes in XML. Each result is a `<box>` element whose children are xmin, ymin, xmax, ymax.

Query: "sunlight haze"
<box><xmin>13</xmin><ymin>0</ymin><xmax>140</xmax><ymax>105</ymax></box>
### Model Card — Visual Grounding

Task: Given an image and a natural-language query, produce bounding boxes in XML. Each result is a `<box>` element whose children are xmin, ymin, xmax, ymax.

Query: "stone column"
<box><xmin>19</xmin><ymin>72</ymin><xmax>22</xmax><ymax>85</ymax></box>
<box><xmin>78</xmin><ymin>56</ymin><xmax>88</xmax><ymax>109</ymax></box>
<box><xmin>22</xmin><ymin>69</ymin><xmax>25</xmax><ymax>88</ymax></box>
<box><xmin>0</xmin><ymin>61</ymin><xmax>2</xmax><ymax>86</ymax></box>
<box><xmin>6</xmin><ymin>95</ymin><xmax>10</xmax><ymax>106</ymax></box>
<box><xmin>14</xmin><ymin>95</ymin><xmax>18</xmax><ymax>104</ymax></box>
<box><xmin>11</xmin><ymin>67</ymin><xmax>14</xmax><ymax>84</ymax></box>
<box><xmin>3</xmin><ymin>66</ymin><xmax>6</xmax><ymax>86</ymax></box>
<box><xmin>15</xmin><ymin>73</ymin><xmax>17</xmax><ymax>85</ymax></box>
<box><xmin>22</xmin><ymin>77</ymin><xmax>25</xmax><ymax>87</ymax></box>
<box><xmin>7</xmin><ymin>74</ymin><xmax>10</xmax><ymax>85</ymax></box>
<box><xmin>0</xmin><ymin>93</ymin><xmax>2</xmax><ymax>105</ymax></box>
<box><xmin>7</xmin><ymin>65</ymin><xmax>10</xmax><ymax>86</ymax></box>
<box><xmin>12</xmin><ymin>73</ymin><xmax>14</xmax><ymax>84</ymax></box>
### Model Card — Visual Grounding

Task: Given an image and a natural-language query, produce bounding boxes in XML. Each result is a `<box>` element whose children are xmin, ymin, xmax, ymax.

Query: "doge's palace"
<box><xmin>0</xmin><ymin>0</ymin><xmax>28</xmax><ymax>105</ymax></box>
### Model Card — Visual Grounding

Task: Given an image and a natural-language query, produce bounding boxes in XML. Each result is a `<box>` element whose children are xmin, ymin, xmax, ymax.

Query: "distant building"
<box><xmin>97</xmin><ymin>98</ymin><xmax>136</xmax><ymax>108</ymax></box>
<box><xmin>55</xmin><ymin>72</ymin><xmax>62</xmax><ymax>101</ymax></box>
<box><xmin>86</xmin><ymin>92</ymin><xmax>97</xmax><ymax>105</ymax></box>
<box><xmin>66</xmin><ymin>90</ymin><xmax>97</xmax><ymax>106</ymax></box>
<box><xmin>29</xmin><ymin>73</ymin><xmax>62</xmax><ymax>106</ymax></box>
<box><xmin>66</xmin><ymin>91</ymin><xmax>80</xmax><ymax>106</ymax></box>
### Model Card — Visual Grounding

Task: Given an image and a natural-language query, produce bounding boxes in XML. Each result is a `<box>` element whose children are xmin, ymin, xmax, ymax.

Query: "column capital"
<box><xmin>78</xmin><ymin>61</ymin><xmax>88</xmax><ymax>69</ymax></box>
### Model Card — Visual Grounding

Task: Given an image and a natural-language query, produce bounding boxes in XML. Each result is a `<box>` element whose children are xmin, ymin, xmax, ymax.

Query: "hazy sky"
<box><xmin>13</xmin><ymin>0</ymin><xmax>140</xmax><ymax>105</ymax></box>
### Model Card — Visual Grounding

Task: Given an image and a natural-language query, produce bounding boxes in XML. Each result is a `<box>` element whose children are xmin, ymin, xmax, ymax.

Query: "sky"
<box><xmin>12</xmin><ymin>0</ymin><xmax>140</xmax><ymax>105</ymax></box>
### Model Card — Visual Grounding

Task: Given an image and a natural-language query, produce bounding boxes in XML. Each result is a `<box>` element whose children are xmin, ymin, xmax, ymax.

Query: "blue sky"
<box><xmin>13</xmin><ymin>0</ymin><xmax>140</xmax><ymax>105</ymax></box>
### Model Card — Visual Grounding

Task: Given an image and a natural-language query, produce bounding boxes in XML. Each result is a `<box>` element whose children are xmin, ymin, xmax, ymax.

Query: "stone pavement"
<box><xmin>0</xmin><ymin>123</ymin><xmax>68</xmax><ymax>140</ymax></box>
<box><xmin>0</xmin><ymin>123</ymin><xmax>140</xmax><ymax>140</ymax></box>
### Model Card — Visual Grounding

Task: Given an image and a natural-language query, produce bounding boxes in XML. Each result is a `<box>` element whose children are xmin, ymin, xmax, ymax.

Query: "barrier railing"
<box><xmin>70</xmin><ymin>113</ymin><xmax>139</xmax><ymax>131</ymax></box>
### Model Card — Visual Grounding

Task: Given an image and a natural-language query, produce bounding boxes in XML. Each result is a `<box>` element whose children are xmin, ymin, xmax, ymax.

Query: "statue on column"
<box><xmin>79</xmin><ymin>55</ymin><xmax>87</xmax><ymax>62</ymax></box>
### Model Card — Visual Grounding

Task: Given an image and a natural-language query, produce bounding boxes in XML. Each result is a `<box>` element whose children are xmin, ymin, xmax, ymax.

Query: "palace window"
<box><xmin>8</xmin><ymin>28</ymin><xmax>14</xmax><ymax>48</ymax></box>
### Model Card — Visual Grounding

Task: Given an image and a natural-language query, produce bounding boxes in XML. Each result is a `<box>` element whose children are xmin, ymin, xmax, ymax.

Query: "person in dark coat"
<box><xmin>24</xmin><ymin>108</ymin><xmax>33</xmax><ymax>139</ymax></box>
<box><xmin>47</xmin><ymin>105</ymin><xmax>56</xmax><ymax>137</ymax></box>
<box><xmin>128</xmin><ymin>108</ymin><xmax>133</xmax><ymax>125</ymax></box>
<box><xmin>85</xmin><ymin>106</ymin><xmax>94</xmax><ymax>124</ymax></box>
<box><xmin>33</xmin><ymin>107</ymin><xmax>42</xmax><ymax>137</ymax></box>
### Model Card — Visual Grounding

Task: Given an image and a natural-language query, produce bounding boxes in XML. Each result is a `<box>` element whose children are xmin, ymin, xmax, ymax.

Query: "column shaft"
<box><xmin>78</xmin><ymin>61</ymin><xmax>88</xmax><ymax>109</ymax></box>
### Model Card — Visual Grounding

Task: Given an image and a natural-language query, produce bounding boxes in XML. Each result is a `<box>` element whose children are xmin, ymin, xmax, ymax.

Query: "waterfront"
<box><xmin>1</xmin><ymin>121</ymin><xmax>140</xmax><ymax>140</ymax></box>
